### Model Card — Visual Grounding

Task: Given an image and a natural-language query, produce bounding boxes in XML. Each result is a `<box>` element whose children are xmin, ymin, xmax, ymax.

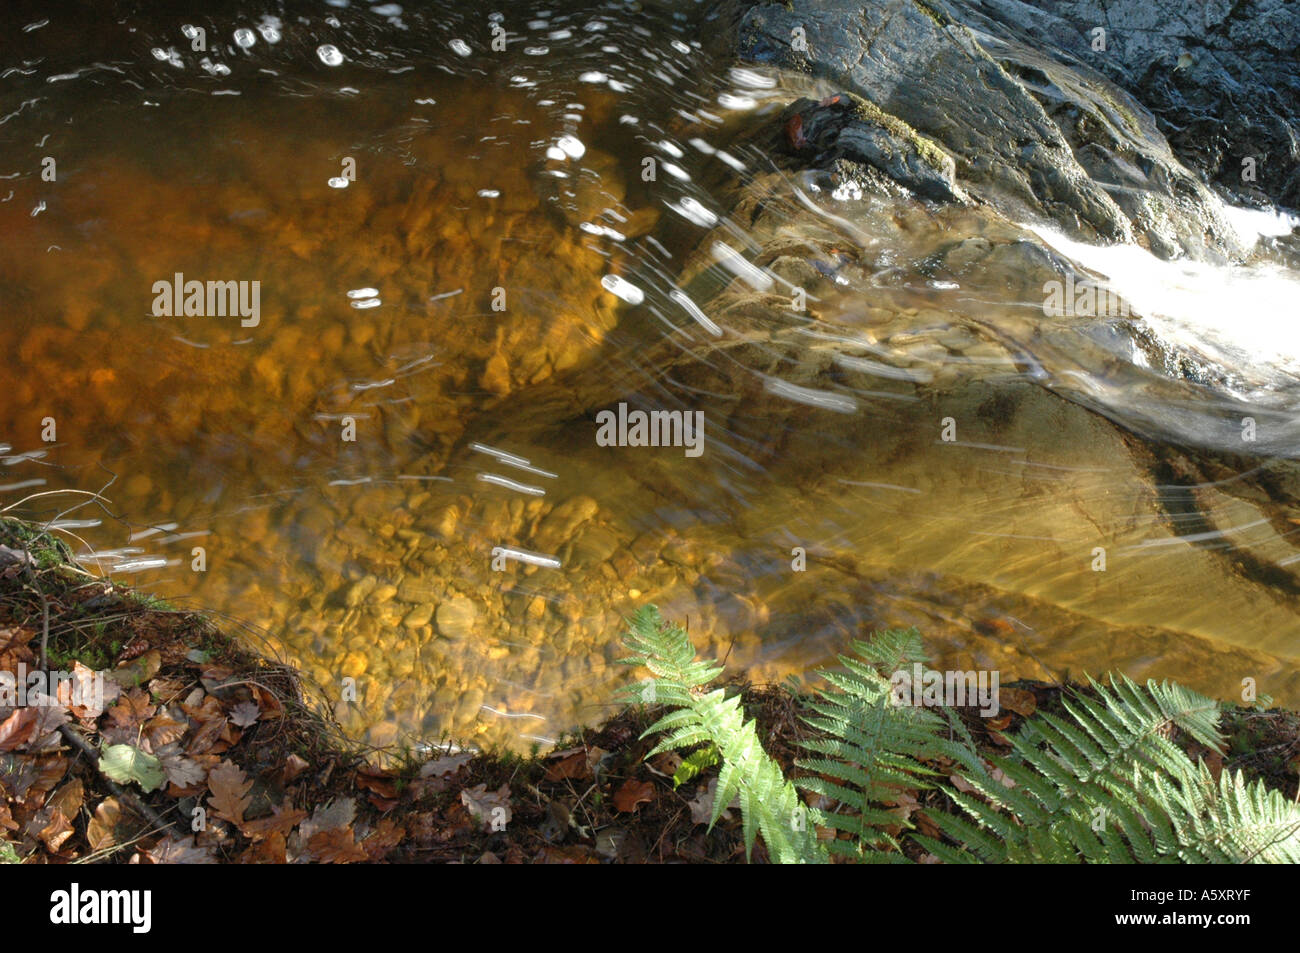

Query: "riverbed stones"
<box><xmin>402</xmin><ymin>603</ymin><xmax>434</xmax><ymax>628</ymax></box>
<box><xmin>436</xmin><ymin>596</ymin><xmax>478</xmax><ymax>640</ymax></box>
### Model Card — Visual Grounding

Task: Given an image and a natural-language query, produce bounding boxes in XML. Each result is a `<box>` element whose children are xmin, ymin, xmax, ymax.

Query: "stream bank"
<box><xmin>3</xmin><ymin>516</ymin><xmax>1297</xmax><ymax>864</ymax></box>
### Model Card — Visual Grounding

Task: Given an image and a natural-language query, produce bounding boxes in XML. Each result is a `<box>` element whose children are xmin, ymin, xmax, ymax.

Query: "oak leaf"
<box><xmin>207</xmin><ymin>759</ymin><xmax>253</xmax><ymax>824</ymax></box>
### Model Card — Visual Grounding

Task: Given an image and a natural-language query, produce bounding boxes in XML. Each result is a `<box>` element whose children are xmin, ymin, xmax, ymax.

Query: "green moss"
<box><xmin>912</xmin><ymin>0</ymin><xmax>949</xmax><ymax>27</ymax></box>
<box><xmin>845</xmin><ymin>92</ymin><xmax>952</xmax><ymax>172</ymax></box>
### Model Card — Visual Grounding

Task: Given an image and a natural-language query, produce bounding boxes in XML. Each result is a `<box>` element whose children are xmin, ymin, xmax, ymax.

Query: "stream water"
<box><xmin>3</xmin><ymin>0</ymin><xmax>1300</xmax><ymax>751</ymax></box>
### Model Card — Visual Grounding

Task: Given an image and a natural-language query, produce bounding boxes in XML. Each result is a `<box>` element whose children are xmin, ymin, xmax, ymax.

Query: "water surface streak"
<box><xmin>3</xmin><ymin>1</ymin><xmax>1299</xmax><ymax>750</ymax></box>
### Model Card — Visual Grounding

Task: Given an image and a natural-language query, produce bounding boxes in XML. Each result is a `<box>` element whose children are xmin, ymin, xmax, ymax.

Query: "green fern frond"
<box><xmin>621</xmin><ymin>605</ymin><xmax>827</xmax><ymax>863</ymax></box>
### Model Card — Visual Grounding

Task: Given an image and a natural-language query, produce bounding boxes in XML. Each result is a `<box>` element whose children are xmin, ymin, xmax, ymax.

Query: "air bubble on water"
<box><xmin>351</xmin><ymin>298</ymin><xmax>382</xmax><ymax>309</ymax></box>
<box><xmin>317</xmin><ymin>44</ymin><xmax>344</xmax><ymax>66</ymax></box>
<box><xmin>371</xmin><ymin>3</ymin><xmax>403</xmax><ymax>14</ymax></box>
<box><xmin>548</xmin><ymin>29</ymin><xmax>572</xmax><ymax>40</ymax></box>
<box><xmin>182</xmin><ymin>24</ymin><xmax>200</xmax><ymax>40</ymax></box>
<box><xmin>670</xmin><ymin>197</ymin><xmax>716</xmax><ymax>227</ymax></box>
<box><xmin>619</xmin><ymin>114</ymin><xmax>639</xmax><ymax>125</ymax></box>
<box><xmin>711</xmin><ymin>242</ymin><xmax>773</xmax><ymax>292</ymax></box>
<box><xmin>718</xmin><ymin>92</ymin><xmax>756</xmax><ymax>110</ymax></box>
<box><xmin>328</xmin><ymin>176</ymin><xmax>349</xmax><ymax>189</ymax></box>
<box><xmin>688</xmin><ymin>137</ymin><xmax>715</xmax><ymax>155</ymax></box>
<box><xmin>347</xmin><ymin>287</ymin><xmax>380</xmax><ymax>299</ymax></box>
<box><xmin>556</xmin><ymin>135</ymin><xmax>585</xmax><ymax>159</ymax></box>
<box><xmin>601</xmin><ymin>274</ymin><xmax>644</xmax><ymax>305</ymax></box>
<box><xmin>658</xmin><ymin>140</ymin><xmax>683</xmax><ymax>158</ymax></box>
<box><xmin>669</xmin><ymin>289</ymin><xmax>723</xmax><ymax>337</ymax></box>
<box><xmin>258</xmin><ymin>24</ymin><xmax>282</xmax><ymax>44</ymax></box>
<box><xmin>234</xmin><ymin>28</ymin><xmax>256</xmax><ymax>49</ymax></box>
<box><xmin>661</xmin><ymin>162</ymin><xmax>690</xmax><ymax>182</ymax></box>
<box><xmin>671</xmin><ymin>40</ymin><xmax>691</xmax><ymax>55</ymax></box>
<box><xmin>730</xmin><ymin>67</ymin><xmax>775</xmax><ymax>89</ymax></box>
<box><xmin>545</xmin><ymin>146</ymin><xmax>565</xmax><ymax>161</ymax></box>
<box><xmin>326</xmin><ymin>0</ymin><xmax>350</xmax><ymax>6</ymax></box>
<box><xmin>449</xmin><ymin>38</ymin><xmax>472</xmax><ymax>57</ymax></box>
<box><xmin>583</xmin><ymin>20</ymin><xmax>608</xmax><ymax>31</ymax></box>
<box><xmin>715</xmin><ymin>150</ymin><xmax>745</xmax><ymax>172</ymax></box>
<box><xmin>477</xmin><ymin>189</ymin><xmax>500</xmax><ymax>198</ymax></box>
<box><xmin>608</xmin><ymin>79</ymin><xmax>631</xmax><ymax>93</ymax></box>
<box><xmin>601</xmin><ymin>45</ymin><xmax>619</xmax><ymax>53</ymax></box>
<box><xmin>578</xmin><ymin>71</ymin><xmax>608</xmax><ymax>83</ymax></box>
<box><xmin>415</xmin><ymin>97</ymin><xmax>436</xmax><ymax>104</ymax></box>
<box><xmin>200</xmin><ymin>58</ymin><xmax>231</xmax><ymax>76</ymax></box>
<box><xmin>524</xmin><ymin>46</ymin><xmax>549</xmax><ymax>56</ymax></box>
<box><xmin>527</xmin><ymin>20</ymin><xmax>549</xmax><ymax>30</ymax></box>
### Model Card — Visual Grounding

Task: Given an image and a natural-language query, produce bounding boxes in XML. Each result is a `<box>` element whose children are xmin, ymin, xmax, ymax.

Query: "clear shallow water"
<box><xmin>3</xmin><ymin>1</ymin><xmax>1300</xmax><ymax>751</ymax></box>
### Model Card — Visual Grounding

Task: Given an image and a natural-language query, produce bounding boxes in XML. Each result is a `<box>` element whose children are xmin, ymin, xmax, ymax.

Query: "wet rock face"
<box><xmin>780</xmin><ymin>95</ymin><xmax>966</xmax><ymax>203</ymax></box>
<box><xmin>706</xmin><ymin>0</ymin><xmax>1255</xmax><ymax>260</ymax></box>
<box><xmin>969</xmin><ymin>0</ymin><xmax>1300</xmax><ymax>212</ymax></box>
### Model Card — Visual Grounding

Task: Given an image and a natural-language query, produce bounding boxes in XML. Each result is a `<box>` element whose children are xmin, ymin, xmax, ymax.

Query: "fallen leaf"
<box><xmin>281</xmin><ymin>753</ymin><xmax>309</xmax><ymax>783</ymax></box>
<box><xmin>153</xmin><ymin>743</ymin><xmax>206</xmax><ymax>789</ymax></box>
<box><xmin>207</xmin><ymin>759</ymin><xmax>253</xmax><ymax>824</ymax></box>
<box><xmin>999</xmin><ymin>687</ymin><xmax>1037</xmax><ymax>718</ymax></box>
<box><xmin>48</xmin><ymin>778</ymin><xmax>84</xmax><ymax>819</ymax></box>
<box><xmin>306</xmin><ymin>827</ymin><xmax>368</xmax><ymax>864</ymax></box>
<box><xmin>228</xmin><ymin>701</ymin><xmax>260</xmax><ymax>728</ymax></box>
<box><xmin>238</xmin><ymin>803</ymin><xmax>308</xmax><ymax>841</ymax></box>
<box><xmin>36</xmin><ymin>809</ymin><xmax>75</xmax><ymax>853</ymax></box>
<box><xmin>612</xmin><ymin>778</ymin><xmax>654</xmax><ymax>814</ymax></box>
<box><xmin>687</xmin><ymin>778</ymin><xmax>735</xmax><ymax>825</ymax></box>
<box><xmin>87</xmin><ymin>797</ymin><xmax>137</xmax><ymax>852</ymax></box>
<box><xmin>361</xmin><ymin>817</ymin><xmax>405</xmax><ymax>861</ymax></box>
<box><xmin>298</xmin><ymin>798</ymin><xmax>355</xmax><ymax>842</ymax></box>
<box><xmin>107</xmin><ymin>650</ymin><xmax>161</xmax><ymax>688</ymax></box>
<box><xmin>544</xmin><ymin>750</ymin><xmax>591</xmax><ymax>782</ymax></box>
<box><xmin>0</xmin><ymin>708</ymin><xmax>39</xmax><ymax>751</ymax></box>
<box><xmin>460</xmin><ymin>784</ymin><xmax>512</xmax><ymax>831</ymax></box>
<box><xmin>147</xmin><ymin>834</ymin><xmax>217</xmax><ymax>864</ymax></box>
<box><xmin>100</xmin><ymin>744</ymin><xmax>166</xmax><ymax>793</ymax></box>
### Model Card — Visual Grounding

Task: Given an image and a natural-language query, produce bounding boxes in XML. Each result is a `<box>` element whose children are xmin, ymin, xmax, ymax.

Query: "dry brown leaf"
<box><xmin>460</xmin><ymin>784</ymin><xmax>512</xmax><ymax>830</ymax></box>
<box><xmin>154</xmin><ymin>742</ymin><xmax>206</xmax><ymax>789</ymax></box>
<box><xmin>281</xmin><ymin>753</ymin><xmax>310</xmax><ymax>783</ymax></box>
<box><xmin>306</xmin><ymin>827</ymin><xmax>369</xmax><ymax>864</ymax></box>
<box><xmin>237</xmin><ymin>831</ymin><xmax>288</xmax><ymax>864</ymax></box>
<box><xmin>238</xmin><ymin>803</ymin><xmax>308</xmax><ymax>841</ymax></box>
<box><xmin>544</xmin><ymin>750</ymin><xmax>592</xmax><ymax>782</ymax></box>
<box><xmin>0</xmin><ymin>708</ymin><xmax>39</xmax><ymax>751</ymax></box>
<box><xmin>147</xmin><ymin>834</ymin><xmax>217</xmax><ymax>864</ymax></box>
<box><xmin>48</xmin><ymin>778</ymin><xmax>84</xmax><ymax>819</ymax></box>
<box><xmin>141</xmin><ymin>708</ymin><xmax>189</xmax><ymax>750</ymax></box>
<box><xmin>87</xmin><ymin>797</ymin><xmax>136</xmax><ymax>851</ymax></box>
<box><xmin>228</xmin><ymin>701</ymin><xmax>261</xmax><ymax>728</ymax></box>
<box><xmin>206</xmin><ymin>759</ymin><xmax>253</xmax><ymax>824</ymax></box>
<box><xmin>999</xmin><ymin>687</ymin><xmax>1038</xmax><ymax>718</ymax></box>
<box><xmin>613</xmin><ymin>778</ymin><xmax>654</xmax><ymax>814</ymax></box>
<box><xmin>37</xmin><ymin>809</ymin><xmax>75</xmax><ymax>853</ymax></box>
<box><xmin>362</xmin><ymin>817</ymin><xmax>404</xmax><ymax>861</ymax></box>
